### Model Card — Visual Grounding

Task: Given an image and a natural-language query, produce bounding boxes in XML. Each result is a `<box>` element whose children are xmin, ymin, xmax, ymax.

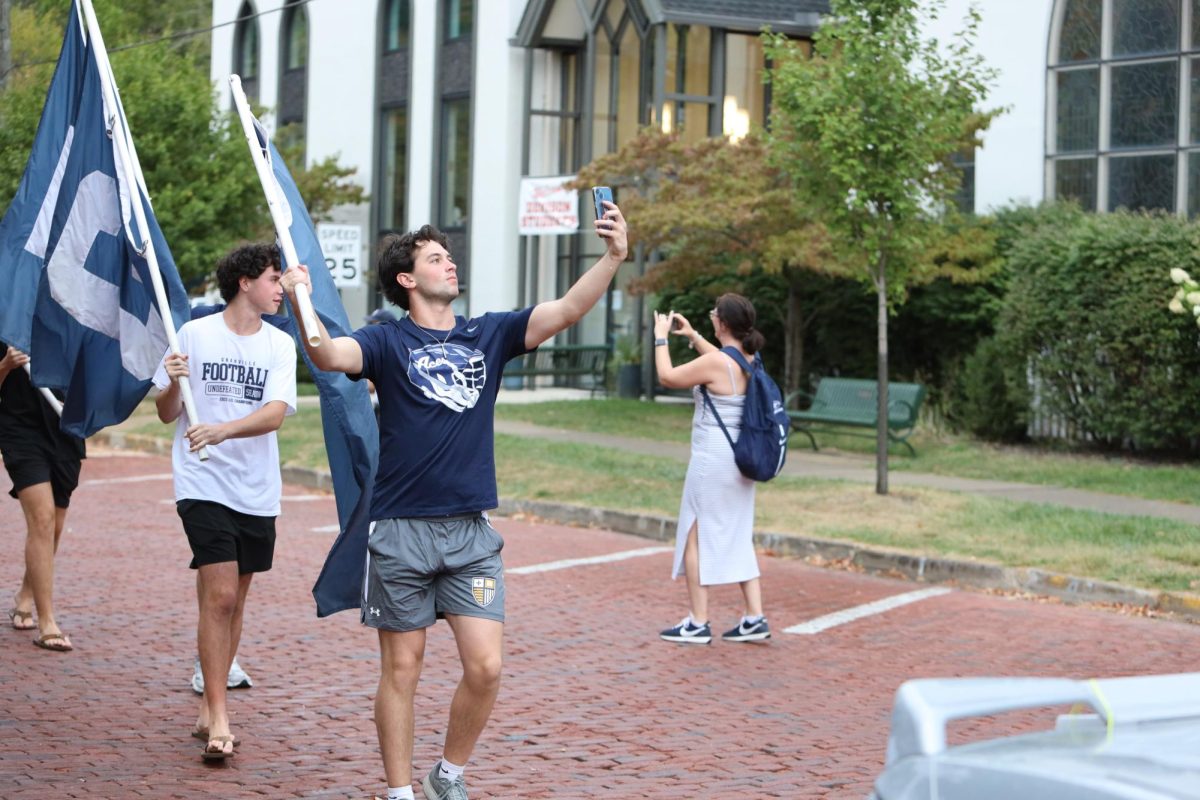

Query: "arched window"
<box><xmin>445</xmin><ymin>0</ymin><xmax>473</xmax><ymax>42</ymax></box>
<box><xmin>232</xmin><ymin>1</ymin><xmax>259</xmax><ymax>101</ymax></box>
<box><xmin>384</xmin><ymin>0</ymin><xmax>410</xmax><ymax>52</ymax></box>
<box><xmin>1047</xmin><ymin>0</ymin><xmax>1196</xmax><ymax>214</ymax></box>
<box><xmin>283</xmin><ymin>2</ymin><xmax>308</xmax><ymax>71</ymax></box>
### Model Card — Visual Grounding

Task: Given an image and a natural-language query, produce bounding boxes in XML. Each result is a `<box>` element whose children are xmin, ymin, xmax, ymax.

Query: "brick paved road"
<box><xmin>2</xmin><ymin>450</ymin><xmax>1198</xmax><ymax>799</ymax></box>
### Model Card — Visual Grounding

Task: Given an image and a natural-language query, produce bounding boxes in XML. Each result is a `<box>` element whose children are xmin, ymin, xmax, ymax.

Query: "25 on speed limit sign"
<box><xmin>317</xmin><ymin>223</ymin><xmax>363</xmax><ymax>288</ymax></box>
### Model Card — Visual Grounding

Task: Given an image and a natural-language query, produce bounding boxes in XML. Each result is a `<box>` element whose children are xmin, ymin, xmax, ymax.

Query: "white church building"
<box><xmin>208</xmin><ymin>0</ymin><xmax>1184</xmax><ymax>348</ymax></box>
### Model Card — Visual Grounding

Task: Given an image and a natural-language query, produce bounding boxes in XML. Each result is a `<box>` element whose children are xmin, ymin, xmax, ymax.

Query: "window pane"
<box><xmin>724</xmin><ymin>33</ymin><xmax>766</xmax><ymax>141</ymax></box>
<box><xmin>380</xmin><ymin>108</ymin><xmax>407</xmax><ymax>230</ymax></box>
<box><xmin>665</xmin><ymin>24</ymin><xmax>712</xmax><ymax>97</ymax></box>
<box><xmin>447</xmin><ymin>0</ymin><xmax>473</xmax><ymax>41</ymax></box>
<box><xmin>951</xmin><ymin>150</ymin><xmax>975</xmax><ymax>214</ymax></box>
<box><xmin>615</xmin><ymin>20</ymin><xmax>643</xmax><ymax>147</ymax></box>
<box><xmin>286</xmin><ymin>9</ymin><xmax>307</xmax><ymax>70</ymax></box>
<box><xmin>441</xmin><ymin>99</ymin><xmax>471</xmax><ymax>227</ymax></box>
<box><xmin>593</xmin><ymin>25</ymin><xmax>613</xmax><ymax>157</ymax></box>
<box><xmin>1058</xmin><ymin>0</ymin><xmax>1102</xmax><ymax>62</ymax></box>
<box><xmin>386</xmin><ymin>0</ymin><xmax>410</xmax><ymax>51</ymax></box>
<box><xmin>1112</xmin><ymin>0</ymin><xmax>1179</xmax><ymax>57</ymax></box>
<box><xmin>1054</xmin><ymin>158</ymin><xmax>1098</xmax><ymax>211</ymax></box>
<box><xmin>1109</xmin><ymin>154</ymin><xmax>1176</xmax><ymax>211</ymax></box>
<box><xmin>1110</xmin><ymin>61</ymin><xmax>1178</xmax><ymax>148</ymax></box>
<box><xmin>237</xmin><ymin>18</ymin><xmax>258</xmax><ymax>79</ymax></box>
<box><xmin>1191</xmin><ymin>57</ymin><xmax>1200</xmax><ymax>143</ymax></box>
<box><xmin>663</xmin><ymin>101</ymin><xmax>712</xmax><ymax>145</ymax></box>
<box><xmin>1188</xmin><ymin>152</ymin><xmax>1200</xmax><ymax>216</ymax></box>
<box><xmin>606</xmin><ymin>0</ymin><xmax>626</xmax><ymax>32</ymax></box>
<box><xmin>1055</xmin><ymin>68</ymin><xmax>1099</xmax><ymax>152</ymax></box>
<box><xmin>1194</xmin><ymin>0</ymin><xmax>1200</xmax><ymax>48</ymax></box>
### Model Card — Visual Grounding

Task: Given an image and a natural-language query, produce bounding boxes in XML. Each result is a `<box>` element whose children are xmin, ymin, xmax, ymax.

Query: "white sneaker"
<box><xmin>191</xmin><ymin>657</ymin><xmax>254</xmax><ymax>694</ymax></box>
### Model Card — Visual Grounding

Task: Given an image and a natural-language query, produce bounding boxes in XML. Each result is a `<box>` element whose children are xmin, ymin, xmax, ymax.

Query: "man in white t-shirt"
<box><xmin>153</xmin><ymin>243</ymin><xmax>297</xmax><ymax>761</ymax></box>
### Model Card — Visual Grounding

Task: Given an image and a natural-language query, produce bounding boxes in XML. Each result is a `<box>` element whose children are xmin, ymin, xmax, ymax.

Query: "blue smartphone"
<box><xmin>592</xmin><ymin>186</ymin><xmax>613</xmax><ymax>222</ymax></box>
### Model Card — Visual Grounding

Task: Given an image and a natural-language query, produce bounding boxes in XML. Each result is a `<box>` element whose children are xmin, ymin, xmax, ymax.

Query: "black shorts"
<box><xmin>177</xmin><ymin>499</ymin><xmax>276</xmax><ymax>574</ymax></box>
<box><xmin>3</xmin><ymin>451</ymin><xmax>81</xmax><ymax>509</ymax></box>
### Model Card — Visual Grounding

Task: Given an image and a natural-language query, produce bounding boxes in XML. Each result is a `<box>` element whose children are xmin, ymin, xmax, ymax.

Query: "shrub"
<box><xmin>998</xmin><ymin>209</ymin><xmax>1200</xmax><ymax>450</ymax></box>
<box><xmin>952</xmin><ymin>336</ymin><xmax>1028</xmax><ymax>441</ymax></box>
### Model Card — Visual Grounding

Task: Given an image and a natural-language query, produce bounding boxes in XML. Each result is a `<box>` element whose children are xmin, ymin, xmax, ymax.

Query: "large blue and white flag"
<box><xmin>0</xmin><ymin>1</ymin><xmax>190</xmax><ymax>437</ymax></box>
<box><xmin>246</xmin><ymin>117</ymin><xmax>379</xmax><ymax>618</ymax></box>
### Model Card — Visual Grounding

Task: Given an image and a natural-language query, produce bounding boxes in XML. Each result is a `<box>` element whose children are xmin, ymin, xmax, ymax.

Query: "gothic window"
<box><xmin>232</xmin><ymin>1</ymin><xmax>259</xmax><ymax>102</ymax></box>
<box><xmin>1048</xmin><ymin>0</ymin><xmax>1195</xmax><ymax>213</ymax></box>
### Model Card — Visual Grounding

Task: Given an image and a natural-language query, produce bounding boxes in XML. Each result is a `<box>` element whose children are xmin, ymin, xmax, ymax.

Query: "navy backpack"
<box><xmin>700</xmin><ymin>347</ymin><xmax>790</xmax><ymax>481</ymax></box>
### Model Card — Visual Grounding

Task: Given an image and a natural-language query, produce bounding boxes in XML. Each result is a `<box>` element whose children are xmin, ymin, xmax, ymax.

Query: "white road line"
<box><xmin>783</xmin><ymin>587</ymin><xmax>953</xmax><ymax>635</ymax></box>
<box><xmin>83</xmin><ymin>473</ymin><xmax>173</xmax><ymax>485</ymax></box>
<box><xmin>281</xmin><ymin>495</ymin><xmax>329</xmax><ymax>502</ymax></box>
<box><xmin>310</xmin><ymin>524</ymin><xmax>341</xmax><ymax>533</ymax></box>
<box><xmin>507</xmin><ymin>546</ymin><xmax>672</xmax><ymax>575</ymax></box>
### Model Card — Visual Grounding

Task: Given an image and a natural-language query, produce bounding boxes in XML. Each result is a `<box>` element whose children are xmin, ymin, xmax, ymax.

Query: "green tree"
<box><xmin>573</xmin><ymin>129</ymin><xmax>835</xmax><ymax>394</ymax></box>
<box><xmin>0</xmin><ymin>0</ymin><xmax>365</xmax><ymax>289</ymax></box>
<box><xmin>767</xmin><ymin>0</ymin><xmax>998</xmax><ymax>493</ymax></box>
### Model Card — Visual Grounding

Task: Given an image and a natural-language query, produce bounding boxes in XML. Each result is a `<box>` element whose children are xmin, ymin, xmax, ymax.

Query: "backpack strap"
<box><xmin>700</xmin><ymin>386</ymin><xmax>736</xmax><ymax>452</ymax></box>
<box><xmin>719</xmin><ymin>346</ymin><xmax>754</xmax><ymax>375</ymax></box>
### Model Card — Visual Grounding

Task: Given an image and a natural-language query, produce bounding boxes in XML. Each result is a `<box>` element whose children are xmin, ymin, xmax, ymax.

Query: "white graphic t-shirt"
<box><xmin>152</xmin><ymin>312</ymin><xmax>297</xmax><ymax>516</ymax></box>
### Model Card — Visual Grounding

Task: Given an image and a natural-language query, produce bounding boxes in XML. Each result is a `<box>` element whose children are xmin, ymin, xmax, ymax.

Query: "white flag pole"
<box><xmin>22</xmin><ymin>363</ymin><xmax>64</xmax><ymax>417</ymax></box>
<box><xmin>77</xmin><ymin>0</ymin><xmax>208</xmax><ymax>460</ymax></box>
<box><xmin>228</xmin><ymin>75</ymin><xmax>322</xmax><ymax>347</ymax></box>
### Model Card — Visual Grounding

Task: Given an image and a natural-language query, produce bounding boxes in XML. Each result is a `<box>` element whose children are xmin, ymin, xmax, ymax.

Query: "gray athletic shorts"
<box><xmin>362</xmin><ymin>512</ymin><xmax>505</xmax><ymax>631</ymax></box>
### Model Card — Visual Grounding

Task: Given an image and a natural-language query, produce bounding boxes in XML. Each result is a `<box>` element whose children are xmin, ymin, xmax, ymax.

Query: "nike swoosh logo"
<box><xmin>466</xmin><ymin>326</ymin><xmax>478</xmax><ymax>333</ymax></box>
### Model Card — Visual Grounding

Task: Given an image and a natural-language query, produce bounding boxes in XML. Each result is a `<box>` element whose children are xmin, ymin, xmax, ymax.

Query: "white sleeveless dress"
<box><xmin>670</xmin><ymin>357</ymin><xmax>759</xmax><ymax>585</ymax></box>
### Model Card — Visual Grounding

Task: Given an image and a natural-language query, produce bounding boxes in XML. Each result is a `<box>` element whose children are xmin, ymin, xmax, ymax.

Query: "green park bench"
<box><xmin>505</xmin><ymin>344</ymin><xmax>610</xmax><ymax>395</ymax></box>
<box><xmin>785</xmin><ymin>378</ymin><xmax>926</xmax><ymax>456</ymax></box>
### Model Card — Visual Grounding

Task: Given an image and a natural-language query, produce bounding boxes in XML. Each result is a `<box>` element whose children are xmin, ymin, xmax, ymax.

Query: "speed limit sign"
<box><xmin>316</xmin><ymin>223</ymin><xmax>363</xmax><ymax>288</ymax></box>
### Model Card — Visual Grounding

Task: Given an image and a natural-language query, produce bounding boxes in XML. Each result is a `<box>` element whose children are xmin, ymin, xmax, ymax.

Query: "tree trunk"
<box><xmin>0</xmin><ymin>0</ymin><xmax>11</xmax><ymax>94</ymax></box>
<box><xmin>875</xmin><ymin>258</ymin><xmax>889</xmax><ymax>495</ymax></box>
<box><xmin>785</xmin><ymin>278</ymin><xmax>805</xmax><ymax>400</ymax></box>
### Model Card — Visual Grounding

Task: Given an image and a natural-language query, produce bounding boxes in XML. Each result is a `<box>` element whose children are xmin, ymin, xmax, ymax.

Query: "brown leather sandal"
<box><xmin>8</xmin><ymin>607</ymin><xmax>34</xmax><ymax>630</ymax></box>
<box><xmin>201</xmin><ymin>734</ymin><xmax>235</xmax><ymax>761</ymax></box>
<box><xmin>32</xmin><ymin>631</ymin><xmax>72</xmax><ymax>651</ymax></box>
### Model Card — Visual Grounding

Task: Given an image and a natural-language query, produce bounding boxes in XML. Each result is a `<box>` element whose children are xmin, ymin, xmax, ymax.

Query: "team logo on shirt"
<box><xmin>200</xmin><ymin>359</ymin><xmax>267</xmax><ymax>402</ymax></box>
<box><xmin>471</xmin><ymin>576</ymin><xmax>497</xmax><ymax>607</ymax></box>
<box><xmin>407</xmin><ymin>342</ymin><xmax>486</xmax><ymax>413</ymax></box>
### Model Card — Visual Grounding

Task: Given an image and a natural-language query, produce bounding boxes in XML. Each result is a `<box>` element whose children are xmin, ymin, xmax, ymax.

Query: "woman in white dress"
<box><xmin>651</xmin><ymin>294</ymin><xmax>770</xmax><ymax>645</ymax></box>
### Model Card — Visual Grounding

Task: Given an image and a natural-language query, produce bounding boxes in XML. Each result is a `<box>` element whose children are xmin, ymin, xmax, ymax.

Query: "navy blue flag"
<box><xmin>0</xmin><ymin>2</ymin><xmax>190</xmax><ymax>437</ymax></box>
<box><xmin>248</xmin><ymin>118</ymin><xmax>379</xmax><ymax>617</ymax></box>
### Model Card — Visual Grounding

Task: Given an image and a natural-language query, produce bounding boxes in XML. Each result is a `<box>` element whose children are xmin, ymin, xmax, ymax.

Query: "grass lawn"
<box><xmin>496</xmin><ymin>400</ymin><xmax>1200</xmax><ymax>505</ymax></box>
<box><xmin>111</xmin><ymin>398</ymin><xmax>1200</xmax><ymax>593</ymax></box>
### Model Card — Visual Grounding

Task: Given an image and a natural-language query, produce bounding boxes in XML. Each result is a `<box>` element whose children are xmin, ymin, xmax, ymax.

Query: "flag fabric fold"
<box><xmin>0</xmin><ymin>0</ymin><xmax>190</xmax><ymax>437</ymax></box>
<box><xmin>249</xmin><ymin>120</ymin><xmax>379</xmax><ymax>618</ymax></box>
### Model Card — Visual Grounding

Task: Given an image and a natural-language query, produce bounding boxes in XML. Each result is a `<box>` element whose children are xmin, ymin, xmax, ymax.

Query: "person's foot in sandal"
<box><xmin>202</xmin><ymin>734</ymin><xmax>235</xmax><ymax>761</ymax></box>
<box><xmin>190</xmin><ymin>724</ymin><xmax>240</xmax><ymax>747</ymax></box>
<box><xmin>32</xmin><ymin>630</ymin><xmax>72</xmax><ymax>651</ymax></box>
<box><xmin>8</xmin><ymin>605</ymin><xmax>35</xmax><ymax>630</ymax></box>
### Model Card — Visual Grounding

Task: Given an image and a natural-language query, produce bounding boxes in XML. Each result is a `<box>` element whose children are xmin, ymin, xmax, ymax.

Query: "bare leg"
<box><xmin>442</xmin><ymin>614</ymin><xmax>504</xmax><ymax>766</ymax></box>
<box><xmin>18</xmin><ymin>483</ymin><xmax>68</xmax><ymax>646</ymax></box>
<box><xmin>195</xmin><ymin>562</ymin><xmax>241</xmax><ymax>755</ymax></box>
<box><xmin>12</xmin><ymin>504</ymin><xmax>63</xmax><ymax>627</ymax></box>
<box><xmin>683</xmin><ymin>521</ymin><xmax>708</xmax><ymax>623</ymax></box>
<box><xmin>196</xmin><ymin>572</ymin><xmax>253</xmax><ymax>731</ymax></box>
<box><xmin>376</xmin><ymin>627</ymin><xmax>427</xmax><ymax>788</ymax></box>
<box><xmin>737</xmin><ymin>577</ymin><xmax>764</xmax><ymax>619</ymax></box>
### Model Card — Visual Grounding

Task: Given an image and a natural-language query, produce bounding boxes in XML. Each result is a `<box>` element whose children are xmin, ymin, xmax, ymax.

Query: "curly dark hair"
<box><xmin>714</xmin><ymin>293</ymin><xmax>766</xmax><ymax>355</ymax></box>
<box><xmin>216</xmin><ymin>243</ymin><xmax>281</xmax><ymax>302</ymax></box>
<box><xmin>377</xmin><ymin>224</ymin><xmax>450</xmax><ymax>310</ymax></box>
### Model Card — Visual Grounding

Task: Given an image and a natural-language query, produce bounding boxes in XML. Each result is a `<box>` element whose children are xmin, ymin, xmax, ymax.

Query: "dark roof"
<box><xmin>650</xmin><ymin>0</ymin><xmax>829</xmax><ymax>34</ymax></box>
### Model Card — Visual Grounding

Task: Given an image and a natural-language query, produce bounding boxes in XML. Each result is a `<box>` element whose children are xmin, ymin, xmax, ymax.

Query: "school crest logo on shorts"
<box><xmin>471</xmin><ymin>577</ymin><xmax>497</xmax><ymax>607</ymax></box>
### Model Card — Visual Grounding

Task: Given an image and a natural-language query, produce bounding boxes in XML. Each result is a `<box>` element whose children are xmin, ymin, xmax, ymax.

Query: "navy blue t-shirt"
<box><xmin>350</xmin><ymin>308</ymin><xmax>534</xmax><ymax>519</ymax></box>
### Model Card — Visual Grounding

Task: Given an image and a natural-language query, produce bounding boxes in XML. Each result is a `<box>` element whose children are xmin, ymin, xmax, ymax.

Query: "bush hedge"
<box><xmin>998</xmin><ymin>209</ymin><xmax>1200</xmax><ymax>450</ymax></box>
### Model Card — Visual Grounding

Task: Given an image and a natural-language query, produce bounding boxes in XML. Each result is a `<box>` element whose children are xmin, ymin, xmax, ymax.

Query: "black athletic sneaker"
<box><xmin>660</xmin><ymin>617</ymin><xmax>712</xmax><ymax>644</ymax></box>
<box><xmin>722</xmin><ymin>617</ymin><xmax>771</xmax><ymax>642</ymax></box>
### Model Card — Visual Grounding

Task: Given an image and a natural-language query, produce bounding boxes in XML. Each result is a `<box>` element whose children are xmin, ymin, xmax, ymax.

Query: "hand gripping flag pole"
<box><xmin>77</xmin><ymin>0</ymin><xmax>208</xmax><ymax>459</ymax></box>
<box><xmin>228</xmin><ymin>75</ymin><xmax>322</xmax><ymax>347</ymax></box>
<box><xmin>23</xmin><ymin>363</ymin><xmax>64</xmax><ymax>416</ymax></box>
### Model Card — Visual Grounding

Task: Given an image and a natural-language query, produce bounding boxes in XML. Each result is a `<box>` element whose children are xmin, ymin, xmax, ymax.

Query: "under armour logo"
<box><xmin>369</xmin><ymin>607</ymin><xmax>380</xmax><ymax>617</ymax></box>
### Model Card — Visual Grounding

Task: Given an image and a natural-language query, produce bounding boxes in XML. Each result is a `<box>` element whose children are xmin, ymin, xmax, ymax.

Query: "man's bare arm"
<box><xmin>279</xmin><ymin>264</ymin><xmax>364</xmax><ymax>375</ymax></box>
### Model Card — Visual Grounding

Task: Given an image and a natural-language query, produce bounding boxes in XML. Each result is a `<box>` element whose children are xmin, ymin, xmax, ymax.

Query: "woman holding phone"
<box><xmin>651</xmin><ymin>294</ymin><xmax>770</xmax><ymax>645</ymax></box>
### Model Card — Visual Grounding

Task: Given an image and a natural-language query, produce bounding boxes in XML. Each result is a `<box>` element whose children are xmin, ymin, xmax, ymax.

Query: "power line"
<box><xmin>0</xmin><ymin>0</ymin><xmax>314</xmax><ymax>81</ymax></box>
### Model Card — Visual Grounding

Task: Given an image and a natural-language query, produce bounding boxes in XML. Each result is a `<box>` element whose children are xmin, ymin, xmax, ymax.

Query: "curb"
<box><xmin>91</xmin><ymin>431</ymin><xmax>1200</xmax><ymax>623</ymax></box>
